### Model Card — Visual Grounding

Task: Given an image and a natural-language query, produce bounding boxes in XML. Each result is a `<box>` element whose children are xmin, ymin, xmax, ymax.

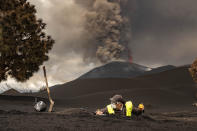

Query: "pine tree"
<box><xmin>189</xmin><ymin>58</ymin><xmax>197</xmax><ymax>83</ymax></box>
<box><xmin>0</xmin><ymin>0</ymin><xmax>54</xmax><ymax>82</ymax></box>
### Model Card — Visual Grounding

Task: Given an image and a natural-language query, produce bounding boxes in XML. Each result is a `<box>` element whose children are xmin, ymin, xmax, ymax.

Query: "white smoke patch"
<box><xmin>29</xmin><ymin>0</ymin><xmax>87</xmax><ymax>55</ymax></box>
<box><xmin>39</xmin><ymin>0</ymin><xmax>52</xmax><ymax>8</ymax></box>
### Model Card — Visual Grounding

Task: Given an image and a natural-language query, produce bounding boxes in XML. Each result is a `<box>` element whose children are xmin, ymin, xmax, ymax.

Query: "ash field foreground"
<box><xmin>0</xmin><ymin>109</ymin><xmax>197</xmax><ymax>131</ymax></box>
<box><xmin>0</xmin><ymin>62</ymin><xmax>197</xmax><ymax>130</ymax></box>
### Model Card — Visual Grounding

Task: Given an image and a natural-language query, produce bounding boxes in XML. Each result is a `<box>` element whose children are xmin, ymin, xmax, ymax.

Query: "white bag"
<box><xmin>34</xmin><ymin>101</ymin><xmax>47</xmax><ymax>112</ymax></box>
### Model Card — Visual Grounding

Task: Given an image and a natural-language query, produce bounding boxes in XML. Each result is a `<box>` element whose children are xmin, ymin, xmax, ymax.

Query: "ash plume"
<box><xmin>76</xmin><ymin>0</ymin><xmax>134</xmax><ymax>63</ymax></box>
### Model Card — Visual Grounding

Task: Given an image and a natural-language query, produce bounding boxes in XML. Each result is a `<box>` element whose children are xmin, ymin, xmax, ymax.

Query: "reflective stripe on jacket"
<box><xmin>107</xmin><ymin>104</ymin><xmax>115</xmax><ymax>114</ymax></box>
<box><xmin>125</xmin><ymin>101</ymin><xmax>133</xmax><ymax>117</ymax></box>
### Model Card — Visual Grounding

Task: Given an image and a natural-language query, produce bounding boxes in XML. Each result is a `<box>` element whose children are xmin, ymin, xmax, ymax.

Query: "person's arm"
<box><xmin>96</xmin><ymin>107</ymin><xmax>108</xmax><ymax>115</ymax></box>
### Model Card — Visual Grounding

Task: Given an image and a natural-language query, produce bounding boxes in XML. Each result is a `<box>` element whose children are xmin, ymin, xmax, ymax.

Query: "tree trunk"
<box><xmin>43</xmin><ymin>66</ymin><xmax>54</xmax><ymax>112</ymax></box>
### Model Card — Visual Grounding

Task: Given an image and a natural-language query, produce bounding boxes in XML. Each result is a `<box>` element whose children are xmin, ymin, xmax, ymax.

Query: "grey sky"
<box><xmin>131</xmin><ymin>0</ymin><xmax>197</xmax><ymax>66</ymax></box>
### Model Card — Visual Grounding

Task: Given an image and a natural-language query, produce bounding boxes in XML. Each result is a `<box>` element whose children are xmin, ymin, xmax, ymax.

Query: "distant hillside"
<box><xmin>78</xmin><ymin>61</ymin><xmax>177</xmax><ymax>79</ymax></box>
<box><xmin>1</xmin><ymin>89</ymin><xmax>21</xmax><ymax>96</ymax></box>
<box><xmin>79</xmin><ymin>61</ymin><xmax>151</xmax><ymax>79</ymax></box>
<box><xmin>144</xmin><ymin>65</ymin><xmax>176</xmax><ymax>75</ymax></box>
<box><xmin>0</xmin><ymin>88</ymin><xmax>48</xmax><ymax>99</ymax></box>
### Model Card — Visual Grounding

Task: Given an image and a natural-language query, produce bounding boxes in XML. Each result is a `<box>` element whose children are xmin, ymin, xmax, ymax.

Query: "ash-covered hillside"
<box><xmin>79</xmin><ymin>61</ymin><xmax>151</xmax><ymax>79</ymax></box>
<box><xmin>78</xmin><ymin>61</ymin><xmax>176</xmax><ymax>79</ymax></box>
<box><xmin>49</xmin><ymin>65</ymin><xmax>196</xmax><ymax>112</ymax></box>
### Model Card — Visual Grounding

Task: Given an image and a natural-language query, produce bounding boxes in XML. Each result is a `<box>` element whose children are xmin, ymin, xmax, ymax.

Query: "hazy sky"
<box><xmin>1</xmin><ymin>0</ymin><xmax>197</xmax><ymax>93</ymax></box>
<box><xmin>131</xmin><ymin>0</ymin><xmax>197</xmax><ymax>66</ymax></box>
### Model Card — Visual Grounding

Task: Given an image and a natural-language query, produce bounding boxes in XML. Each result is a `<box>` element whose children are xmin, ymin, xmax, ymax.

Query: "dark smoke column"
<box><xmin>84</xmin><ymin>0</ymin><xmax>132</xmax><ymax>63</ymax></box>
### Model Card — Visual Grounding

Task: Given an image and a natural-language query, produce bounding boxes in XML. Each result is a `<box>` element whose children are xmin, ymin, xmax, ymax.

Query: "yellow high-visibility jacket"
<box><xmin>107</xmin><ymin>101</ymin><xmax>133</xmax><ymax>117</ymax></box>
<box><xmin>125</xmin><ymin>101</ymin><xmax>133</xmax><ymax>117</ymax></box>
<box><xmin>107</xmin><ymin>104</ymin><xmax>115</xmax><ymax>114</ymax></box>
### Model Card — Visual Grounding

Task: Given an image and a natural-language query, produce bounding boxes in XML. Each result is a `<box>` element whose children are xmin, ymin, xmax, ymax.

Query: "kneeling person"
<box><xmin>96</xmin><ymin>102</ymin><xmax>144</xmax><ymax>117</ymax></box>
<box><xmin>96</xmin><ymin>95</ymin><xmax>145</xmax><ymax>117</ymax></box>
